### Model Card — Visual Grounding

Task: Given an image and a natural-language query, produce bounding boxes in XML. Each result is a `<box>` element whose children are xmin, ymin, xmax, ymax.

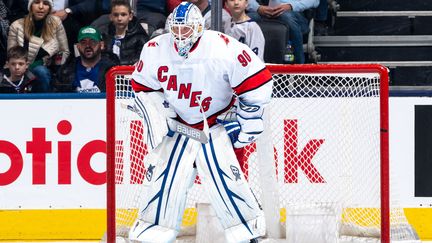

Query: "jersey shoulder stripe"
<box><xmin>233</xmin><ymin>67</ymin><xmax>272</xmax><ymax>95</ymax></box>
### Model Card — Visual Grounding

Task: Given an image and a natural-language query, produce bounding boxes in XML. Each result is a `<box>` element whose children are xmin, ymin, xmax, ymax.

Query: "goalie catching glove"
<box><xmin>218</xmin><ymin>100</ymin><xmax>264</xmax><ymax>148</ymax></box>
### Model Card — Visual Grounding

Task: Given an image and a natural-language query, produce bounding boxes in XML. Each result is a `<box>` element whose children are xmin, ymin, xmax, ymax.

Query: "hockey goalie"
<box><xmin>127</xmin><ymin>2</ymin><xmax>273</xmax><ymax>242</ymax></box>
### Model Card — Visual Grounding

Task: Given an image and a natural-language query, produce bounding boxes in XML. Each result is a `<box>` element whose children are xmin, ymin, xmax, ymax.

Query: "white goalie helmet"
<box><xmin>168</xmin><ymin>2</ymin><xmax>205</xmax><ymax>58</ymax></box>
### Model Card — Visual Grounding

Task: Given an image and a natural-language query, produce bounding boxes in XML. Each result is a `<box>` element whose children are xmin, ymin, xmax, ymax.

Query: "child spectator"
<box><xmin>54</xmin><ymin>26</ymin><xmax>120</xmax><ymax>93</ymax></box>
<box><xmin>247</xmin><ymin>0</ymin><xmax>319</xmax><ymax>64</ymax></box>
<box><xmin>225</xmin><ymin>0</ymin><xmax>265</xmax><ymax>61</ymax></box>
<box><xmin>7</xmin><ymin>0</ymin><xmax>70</xmax><ymax>92</ymax></box>
<box><xmin>99</xmin><ymin>0</ymin><xmax>149</xmax><ymax>65</ymax></box>
<box><xmin>0</xmin><ymin>46</ymin><xmax>35</xmax><ymax>93</ymax></box>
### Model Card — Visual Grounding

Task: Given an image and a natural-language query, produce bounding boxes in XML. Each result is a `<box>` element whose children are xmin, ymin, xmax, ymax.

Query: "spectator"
<box><xmin>247</xmin><ymin>0</ymin><xmax>319</xmax><ymax>64</ymax></box>
<box><xmin>0</xmin><ymin>0</ymin><xmax>9</xmax><ymax>68</ymax></box>
<box><xmin>225</xmin><ymin>0</ymin><xmax>265</xmax><ymax>61</ymax></box>
<box><xmin>99</xmin><ymin>0</ymin><xmax>149</xmax><ymax>65</ymax></box>
<box><xmin>314</xmin><ymin>0</ymin><xmax>328</xmax><ymax>36</ymax></box>
<box><xmin>52</xmin><ymin>0</ymin><xmax>110</xmax><ymax>52</ymax></box>
<box><xmin>93</xmin><ymin>0</ymin><xmax>175</xmax><ymax>39</ymax></box>
<box><xmin>54</xmin><ymin>26</ymin><xmax>119</xmax><ymax>93</ymax></box>
<box><xmin>0</xmin><ymin>46</ymin><xmax>35</xmax><ymax>93</ymax></box>
<box><xmin>8</xmin><ymin>0</ymin><xmax>70</xmax><ymax>92</ymax></box>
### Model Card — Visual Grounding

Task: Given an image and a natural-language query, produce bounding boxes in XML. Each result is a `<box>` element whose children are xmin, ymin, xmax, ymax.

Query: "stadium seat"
<box><xmin>256</xmin><ymin>19</ymin><xmax>289</xmax><ymax>64</ymax></box>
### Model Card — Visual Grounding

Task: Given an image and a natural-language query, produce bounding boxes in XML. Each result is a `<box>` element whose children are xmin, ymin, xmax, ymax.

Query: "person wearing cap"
<box><xmin>54</xmin><ymin>26</ymin><xmax>120</xmax><ymax>93</ymax></box>
<box><xmin>7</xmin><ymin>0</ymin><xmax>70</xmax><ymax>92</ymax></box>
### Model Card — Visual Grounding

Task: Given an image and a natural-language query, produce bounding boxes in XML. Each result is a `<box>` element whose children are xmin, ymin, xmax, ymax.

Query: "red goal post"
<box><xmin>105</xmin><ymin>64</ymin><xmax>417</xmax><ymax>243</ymax></box>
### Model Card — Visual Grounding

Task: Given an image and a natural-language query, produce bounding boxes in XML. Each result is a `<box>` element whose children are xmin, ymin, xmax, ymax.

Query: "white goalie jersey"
<box><xmin>131</xmin><ymin>30</ymin><xmax>272</xmax><ymax>130</ymax></box>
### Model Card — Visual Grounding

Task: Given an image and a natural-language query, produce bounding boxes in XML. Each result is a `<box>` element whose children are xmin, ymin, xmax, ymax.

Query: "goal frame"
<box><xmin>105</xmin><ymin>64</ymin><xmax>390</xmax><ymax>243</ymax></box>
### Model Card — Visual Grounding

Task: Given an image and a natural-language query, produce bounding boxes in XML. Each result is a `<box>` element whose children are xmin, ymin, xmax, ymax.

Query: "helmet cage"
<box><xmin>168</xmin><ymin>3</ymin><xmax>204</xmax><ymax>57</ymax></box>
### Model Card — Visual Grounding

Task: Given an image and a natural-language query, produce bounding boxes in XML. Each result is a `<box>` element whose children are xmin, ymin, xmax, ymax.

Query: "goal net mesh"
<box><xmin>107</xmin><ymin>64</ymin><xmax>417</xmax><ymax>242</ymax></box>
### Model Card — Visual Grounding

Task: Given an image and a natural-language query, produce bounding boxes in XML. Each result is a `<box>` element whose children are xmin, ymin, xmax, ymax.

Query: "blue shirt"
<box><xmin>247</xmin><ymin>0</ymin><xmax>319</xmax><ymax>12</ymax></box>
<box><xmin>73</xmin><ymin>58</ymin><xmax>101</xmax><ymax>93</ymax></box>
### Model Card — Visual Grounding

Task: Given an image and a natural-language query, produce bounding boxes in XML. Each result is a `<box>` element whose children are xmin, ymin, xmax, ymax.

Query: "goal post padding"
<box><xmin>106</xmin><ymin>64</ymin><xmax>418</xmax><ymax>243</ymax></box>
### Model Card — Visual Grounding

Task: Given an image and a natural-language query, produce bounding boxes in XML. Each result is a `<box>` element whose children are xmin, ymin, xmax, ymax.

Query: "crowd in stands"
<box><xmin>0</xmin><ymin>0</ymin><xmax>329</xmax><ymax>94</ymax></box>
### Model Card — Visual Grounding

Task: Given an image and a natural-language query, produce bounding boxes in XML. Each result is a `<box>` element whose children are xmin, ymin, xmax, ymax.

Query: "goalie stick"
<box><xmin>166</xmin><ymin>118</ymin><xmax>209</xmax><ymax>144</ymax></box>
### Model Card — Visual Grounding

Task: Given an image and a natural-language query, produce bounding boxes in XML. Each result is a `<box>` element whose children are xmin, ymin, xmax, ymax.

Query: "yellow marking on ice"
<box><xmin>280</xmin><ymin>208</ymin><xmax>286</xmax><ymax>223</ymax></box>
<box><xmin>114</xmin><ymin>208</ymin><xmax>198</xmax><ymax>227</ymax></box>
<box><xmin>341</xmin><ymin>208</ymin><xmax>381</xmax><ymax>227</ymax></box>
<box><xmin>182</xmin><ymin>208</ymin><xmax>198</xmax><ymax>226</ymax></box>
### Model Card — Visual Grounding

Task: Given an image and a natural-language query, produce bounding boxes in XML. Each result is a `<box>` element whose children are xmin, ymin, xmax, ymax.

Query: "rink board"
<box><xmin>0</xmin><ymin>94</ymin><xmax>431</xmax><ymax>240</ymax></box>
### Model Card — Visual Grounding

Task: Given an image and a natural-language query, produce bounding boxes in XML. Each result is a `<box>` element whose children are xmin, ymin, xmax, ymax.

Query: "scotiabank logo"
<box><xmin>116</xmin><ymin>119</ymin><xmax>326</xmax><ymax>185</ymax></box>
<box><xmin>0</xmin><ymin>120</ymin><xmax>106</xmax><ymax>186</ymax></box>
<box><xmin>238</xmin><ymin>119</ymin><xmax>325</xmax><ymax>183</ymax></box>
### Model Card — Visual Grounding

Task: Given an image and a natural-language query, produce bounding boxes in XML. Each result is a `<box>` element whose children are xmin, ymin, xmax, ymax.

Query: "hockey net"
<box><xmin>106</xmin><ymin>64</ymin><xmax>418</xmax><ymax>242</ymax></box>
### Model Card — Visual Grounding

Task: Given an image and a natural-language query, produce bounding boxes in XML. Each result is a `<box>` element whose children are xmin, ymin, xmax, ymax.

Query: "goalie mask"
<box><xmin>168</xmin><ymin>2</ymin><xmax>204</xmax><ymax>58</ymax></box>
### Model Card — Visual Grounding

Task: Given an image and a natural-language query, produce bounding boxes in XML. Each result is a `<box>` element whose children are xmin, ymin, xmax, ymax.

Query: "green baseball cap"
<box><xmin>77</xmin><ymin>26</ymin><xmax>102</xmax><ymax>42</ymax></box>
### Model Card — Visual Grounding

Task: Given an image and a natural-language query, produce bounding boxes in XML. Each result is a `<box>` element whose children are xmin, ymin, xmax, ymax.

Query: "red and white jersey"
<box><xmin>131</xmin><ymin>30</ymin><xmax>272</xmax><ymax>129</ymax></box>
<box><xmin>226</xmin><ymin>20</ymin><xmax>265</xmax><ymax>61</ymax></box>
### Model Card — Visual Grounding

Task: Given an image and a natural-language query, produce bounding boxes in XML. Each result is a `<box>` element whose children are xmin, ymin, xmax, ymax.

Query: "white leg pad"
<box><xmin>195</xmin><ymin>126</ymin><xmax>266</xmax><ymax>242</ymax></box>
<box><xmin>131</xmin><ymin>134</ymin><xmax>200</xmax><ymax>242</ymax></box>
<box><xmin>224</xmin><ymin>214</ymin><xmax>266</xmax><ymax>243</ymax></box>
<box><xmin>129</xmin><ymin>219</ymin><xmax>178</xmax><ymax>243</ymax></box>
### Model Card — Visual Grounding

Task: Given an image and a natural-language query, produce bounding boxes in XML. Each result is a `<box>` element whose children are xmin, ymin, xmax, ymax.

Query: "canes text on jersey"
<box><xmin>158</xmin><ymin>66</ymin><xmax>212</xmax><ymax>112</ymax></box>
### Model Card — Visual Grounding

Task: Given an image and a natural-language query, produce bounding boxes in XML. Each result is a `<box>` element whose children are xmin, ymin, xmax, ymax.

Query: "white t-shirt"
<box><xmin>226</xmin><ymin>19</ymin><xmax>265</xmax><ymax>61</ymax></box>
<box><xmin>202</xmin><ymin>8</ymin><xmax>232</xmax><ymax>33</ymax></box>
